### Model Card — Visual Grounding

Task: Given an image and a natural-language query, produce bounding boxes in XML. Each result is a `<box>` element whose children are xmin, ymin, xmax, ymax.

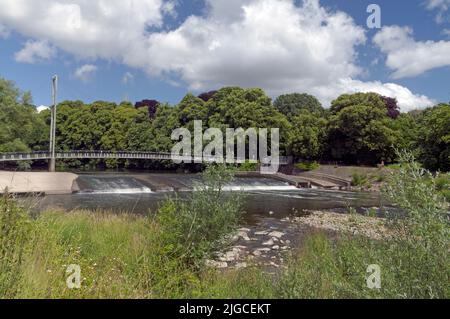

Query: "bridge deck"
<box><xmin>0</xmin><ymin>151</ymin><xmax>290</xmax><ymax>165</ymax></box>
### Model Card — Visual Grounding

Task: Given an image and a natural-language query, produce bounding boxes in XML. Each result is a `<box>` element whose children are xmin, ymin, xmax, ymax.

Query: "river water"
<box><xmin>30</xmin><ymin>173</ymin><xmax>384</xmax><ymax>225</ymax></box>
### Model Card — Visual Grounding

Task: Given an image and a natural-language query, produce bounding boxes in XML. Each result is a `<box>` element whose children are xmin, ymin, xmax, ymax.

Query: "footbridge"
<box><xmin>0</xmin><ymin>151</ymin><xmax>291</xmax><ymax>165</ymax></box>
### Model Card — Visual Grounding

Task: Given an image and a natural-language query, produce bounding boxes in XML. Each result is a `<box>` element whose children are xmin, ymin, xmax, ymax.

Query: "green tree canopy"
<box><xmin>274</xmin><ymin>93</ymin><xmax>324</xmax><ymax>119</ymax></box>
<box><xmin>330</xmin><ymin>92</ymin><xmax>386</xmax><ymax>114</ymax></box>
<box><xmin>289</xmin><ymin>112</ymin><xmax>328</xmax><ymax>160</ymax></box>
<box><xmin>417</xmin><ymin>104</ymin><xmax>450</xmax><ymax>171</ymax></box>
<box><xmin>327</xmin><ymin>97</ymin><xmax>399</xmax><ymax>165</ymax></box>
<box><xmin>0</xmin><ymin>78</ymin><xmax>46</xmax><ymax>153</ymax></box>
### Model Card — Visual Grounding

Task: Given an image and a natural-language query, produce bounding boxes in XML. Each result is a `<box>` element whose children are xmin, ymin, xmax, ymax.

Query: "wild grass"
<box><xmin>295</xmin><ymin>162</ymin><xmax>320</xmax><ymax>171</ymax></box>
<box><xmin>350</xmin><ymin>172</ymin><xmax>369</xmax><ymax>187</ymax></box>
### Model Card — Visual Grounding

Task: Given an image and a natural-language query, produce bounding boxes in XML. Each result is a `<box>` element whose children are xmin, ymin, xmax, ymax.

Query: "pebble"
<box><xmin>262</xmin><ymin>239</ymin><xmax>274</xmax><ymax>246</ymax></box>
<box><xmin>269</xmin><ymin>231</ymin><xmax>285</xmax><ymax>238</ymax></box>
<box><xmin>235</xmin><ymin>262</ymin><xmax>248</xmax><ymax>269</ymax></box>
<box><xmin>272</xmin><ymin>245</ymin><xmax>280</xmax><ymax>250</ymax></box>
<box><xmin>237</xmin><ymin>231</ymin><xmax>250</xmax><ymax>241</ymax></box>
<box><xmin>206</xmin><ymin>260</ymin><xmax>228</xmax><ymax>269</ymax></box>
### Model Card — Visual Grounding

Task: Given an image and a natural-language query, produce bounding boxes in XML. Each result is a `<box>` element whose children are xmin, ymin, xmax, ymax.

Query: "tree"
<box><xmin>417</xmin><ymin>104</ymin><xmax>450</xmax><ymax>171</ymax></box>
<box><xmin>327</xmin><ymin>94</ymin><xmax>399</xmax><ymax>165</ymax></box>
<box><xmin>177</xmin><ymin>94</ymin><xmax>208</xmax><ymax>128</ymax></box>
<box><xmin>198</xmin><ymin>91</ymin><xmax>217</xmax><ymax>102</ymax></box>
<box><xmin>0</xmin><ymin>78</ymin><xmax>47</xmax><ymax>153</ymax></box>
<box><xmin>289</xmin><ymin>112</ymin><xmax>327</xmax><ymax>160</ymax></box>
<box><xmin>274</xmin><ymin>93</ymin><xmax>324</xmax><ymax>119</ymax></box>
<box><xmin>205</xmin><ymin>87</ymin><xmax>292</xmax><ymax>154</ymax></box>
<box><xmin>135</xmin><ymin>99</ymin><xmax>160</xmax><ymax>120</ymax></box>
<box><xmin>330</xmin><ymin>92</ymin><xmax>386</xmax><ymax>115</ymax></box>
<box><xmin>381</xmin><ymin>96</ymin><xmax>400</xmax><ymax>119</ymax></box>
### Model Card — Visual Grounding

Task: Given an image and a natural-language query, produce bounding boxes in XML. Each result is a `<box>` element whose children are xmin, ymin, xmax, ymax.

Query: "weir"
<box><xmin>73</xmin><ymin>174</ymin><xmax>299</xmax><ymax>194</ymax></box>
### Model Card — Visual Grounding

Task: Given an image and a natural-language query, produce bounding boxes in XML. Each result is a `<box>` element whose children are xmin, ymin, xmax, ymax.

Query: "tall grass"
<box><xmin>0</xmin><ymin>194</ymin><xmax>33</xmax><ymax>298</ymax></box>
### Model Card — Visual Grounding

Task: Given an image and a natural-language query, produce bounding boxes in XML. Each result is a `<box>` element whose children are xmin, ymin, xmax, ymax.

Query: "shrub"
<box><xmin>295</xmin><ymin>162</ymin><xmax>320</xmax><ymax>171</ymax></box>
<box><xmin>155</xmin><ymin>165</ymin><xmax>244</xmax><ymax>269</ymax></box>
<box><xmin>351</xmin><ymin>173</ymin><xmax>369</xmax><ymax>187</ymax></box>
<box><xmin>238</xmin><ymin>161</ymin><xmax>259</xmax><ymax>172</ymax></box>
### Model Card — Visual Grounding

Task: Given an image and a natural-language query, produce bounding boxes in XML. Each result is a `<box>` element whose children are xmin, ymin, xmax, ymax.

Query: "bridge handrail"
<box><xmin>1</xmin><ymin>150</ymin><xmax>290</xmax><ymax>164</ymax></box>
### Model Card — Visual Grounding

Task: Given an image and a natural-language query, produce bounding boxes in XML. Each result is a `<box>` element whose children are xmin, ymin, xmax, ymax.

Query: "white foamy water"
<box><xmin>77</xmin><ymin>176</ymin><xmax>153</xmax><ymax>194</ymax></box>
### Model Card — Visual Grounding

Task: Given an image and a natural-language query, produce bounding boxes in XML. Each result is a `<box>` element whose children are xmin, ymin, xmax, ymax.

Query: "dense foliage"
<box><xmin>0</xmin><ymin>77</ymin><xmax>449</xmax><ymax>171</ymax></box>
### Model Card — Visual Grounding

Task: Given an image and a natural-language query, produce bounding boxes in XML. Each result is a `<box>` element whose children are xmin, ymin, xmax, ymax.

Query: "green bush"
<box><xmin>351</xmin><ymin>173</ymin><xmax>369</xmax><ymax>187</ymax></box>
<box><xmin>238</xmin><ymin>161</ymin><xmax>259</xmax><ymax>172</ymax></box>
<box><xmin>155</xmin><ymin>165</ymin><xmax>244</xmax><ymax>269</ymax></box>
<box><xmin>295</xmin><ymin>162</ymin><xmax>320</xmax><ymax>171</ymax></box>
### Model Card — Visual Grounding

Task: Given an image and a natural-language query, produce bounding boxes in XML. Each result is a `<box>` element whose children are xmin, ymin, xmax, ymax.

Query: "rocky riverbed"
<box><xmin>207</xmin><ymin>209</ymin><xmax>388</xmax><ymax>271</ymax></box>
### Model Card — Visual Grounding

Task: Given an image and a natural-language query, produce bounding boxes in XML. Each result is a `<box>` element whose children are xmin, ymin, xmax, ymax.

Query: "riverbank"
<box><xmin>0</xmin><ymin>171</ymin><xmax>78</xmax><ymax>195</ymax></box>
<box><xmin>207</xmin><ymin>209</ymin><xmax>389</xmax><ymax>271</ymax></box>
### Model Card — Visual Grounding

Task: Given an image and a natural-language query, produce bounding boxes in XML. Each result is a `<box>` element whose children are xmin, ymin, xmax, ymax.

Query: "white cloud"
<box><xmin>14</xmin><ymin>40</ymin><xmax>56</xmax><ymax>63</ymax></box>
<box><xmin>0</xmin><ymin>0</ymin><xmax>436</xmax><ymax>111</ymax></box>
<box><xmin>443</xmin><ymin>28</ymin><xmax>450</xmax><ymax>36</ymax></box>
<box><xmin>314</xmin><ymin>78</ymin><xmax>435</xmax><ymax>112</ymax></box>
<box><xmin>36</xmin><ymin>105</ymin><xmax>49</xmax><ymax>113</ymax></box>
<box><xmin>0</xmin><ymin>0</ymin><xmax>170</xmax><ymax>60</ymax></box>
<box><xmin>74</xmin><ymin>64</ymin><xmax>98</xmax><ymax>82</ymax></box>
<box><xmin>425</xmin><ymin>0</ymin><xmax>450</xmax><ymax>23</ymax></box>
<box><xmin>143</xmin><ymin>0</ymin><xmax>367</xmax><ymax>93</ymax></box>
<box><xmin>122</xmin><ymin>72</ymin><xmax>134</xmax><ymax>85</ymax></box>
<box><xmin>374</xmin><ymin>25</ymin><xmax>450</xmax><ymax>79</ymax></box>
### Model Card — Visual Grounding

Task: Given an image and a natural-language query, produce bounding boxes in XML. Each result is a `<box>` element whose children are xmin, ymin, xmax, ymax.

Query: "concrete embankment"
<box><xmin>0</xmin><ymin>171</ymin><xmax>78</xmax><ymax>195</ymax></box>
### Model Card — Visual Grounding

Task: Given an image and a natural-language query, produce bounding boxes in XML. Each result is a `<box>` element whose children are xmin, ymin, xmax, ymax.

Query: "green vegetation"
<box><xmin>294</xmin><ymin>161</ymin><xmax>320</xmax><ymax>171</ymax></box>
<box><xmin>435</xmin><ymin>173</ymin><xmax>450</xmax><ymax>202</ymax></box>
<box><xmin>238</xmin><ymin>160</ymin><xmax>259</xmax><ymax>172</ymax></box>
<box><xmin>1</xmin><ymin>77</ymin><xmax>449</xmax><ymax>172</ymax></box>
<box><xmin>351</xmin><ymin>173</ymin><xmax>369</xmax><ymax>187</ymax></box>
<box><xmin>417</xmin><ymin>104</ymin><xmax>450</xmax><ymax>172</ymax></box>
<box><xmin>156</xmin><ymin>165</ymin><xmax>243</xmax><ymax>268</ymax></box>
<box><xmin>1</xmin><ymin>158</ymin><xmax>448</xmax><ymax>299</ymax></box>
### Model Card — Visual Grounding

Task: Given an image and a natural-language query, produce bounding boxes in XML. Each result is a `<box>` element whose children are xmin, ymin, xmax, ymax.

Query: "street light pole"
<box><xmin>49</xmin><ymin>75</ymin><xmax>58</xmax><ymax>172</ymax></box>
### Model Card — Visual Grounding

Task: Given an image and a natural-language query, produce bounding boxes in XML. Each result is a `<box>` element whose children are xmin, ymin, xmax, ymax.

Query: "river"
<box><xmin>28</xmin><ymin>173</ymin><xmax>383</xmax><ymax>225</ymax></box>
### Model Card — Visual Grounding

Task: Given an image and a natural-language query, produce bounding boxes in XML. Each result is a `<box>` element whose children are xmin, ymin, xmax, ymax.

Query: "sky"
<box><xmin>0</xmin><ymin>0</ymin><xmax>449</xmax><ymax>112</ymax></box>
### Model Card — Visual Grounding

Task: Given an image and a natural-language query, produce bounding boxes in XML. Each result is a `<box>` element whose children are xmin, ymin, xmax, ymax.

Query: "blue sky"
<box><xmin>0</xmin><ymin>0</ymin><xmax>449</xmax><ymax>111</ymax></box>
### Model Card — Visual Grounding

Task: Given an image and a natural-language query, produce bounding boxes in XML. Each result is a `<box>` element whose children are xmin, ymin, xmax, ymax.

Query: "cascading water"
<box><xmin>222</xmin><ymin>177</ymin><xmax>298</xmax><ymax>191</ymax></box>
<box><xmin>76</xmin><ymin>175</ymin><xmax>153</xmax><ymax>194</ymax></box>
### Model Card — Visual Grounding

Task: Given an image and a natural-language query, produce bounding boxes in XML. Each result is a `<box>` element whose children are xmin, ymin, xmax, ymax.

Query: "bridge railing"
<box><xmin>0</xmin><ymin>150</ymin><xmax>291</xmax><ymax>164</ymax></box>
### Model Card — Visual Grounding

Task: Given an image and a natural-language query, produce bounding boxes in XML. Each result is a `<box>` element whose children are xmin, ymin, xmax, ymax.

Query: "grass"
<box><xmin>295</xmin><ymin>161</ymin><xmax>320</xmax><ymax>171</ymax></box>
<box><xmin>238</xmin><ymin>160</ymin><xmax>259</xmax><ymax>172</ymax></box>
<box><xmin>1</xmin><ymin>155</ymin><xmax>449</xmax><ymax>299</ymax></box>
<box><xmin>351</xmin><ymin>172</ymin><xmax>369</xmax><ymax>187</ymax></box>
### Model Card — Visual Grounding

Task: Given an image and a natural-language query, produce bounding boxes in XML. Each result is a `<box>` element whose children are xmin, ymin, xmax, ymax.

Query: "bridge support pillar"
<box><xmin>49</xmin><ymin>158</ymin><xmax>56</xmax><ymax>172</ymax></box>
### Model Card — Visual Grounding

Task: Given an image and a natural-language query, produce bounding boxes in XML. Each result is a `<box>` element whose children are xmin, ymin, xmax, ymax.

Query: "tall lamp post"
<box><xmin>49</xmin><ymin>75</ymin><xmax>58</xmax><ymax>172</ymax></box>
